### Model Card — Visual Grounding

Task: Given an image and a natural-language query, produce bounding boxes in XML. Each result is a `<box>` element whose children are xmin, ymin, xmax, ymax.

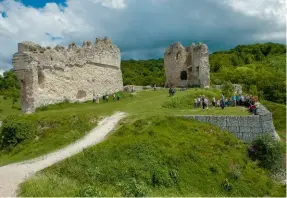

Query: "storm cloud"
<box><xmin>0</xmin><ymin>0</ymin><xmax>285</xmax><ymax>72</ymax></box>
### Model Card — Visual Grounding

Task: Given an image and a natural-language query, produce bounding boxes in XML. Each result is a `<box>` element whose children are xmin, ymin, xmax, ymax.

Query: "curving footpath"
<box><xmin>0</xmin><ymin>112</ymin><xmax>126</xmax><ymax>197</ymax></box>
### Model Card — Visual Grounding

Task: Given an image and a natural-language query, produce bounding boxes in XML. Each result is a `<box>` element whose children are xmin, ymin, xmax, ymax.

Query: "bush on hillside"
<box><xmin>77</xmin><ymin>185</ymin><xmax>103</xmax><ymax>197</ymax></box>
<box><xmin>248</xmin><ymin>134</ymin><xmax>284</xmax><ymax>172</ymax></box>
<box><xmin>161</xmin><ymin>97</ymin><xmax>182</xmax><ymax>108</ymax></box>
<box><xmin>0</xmin><ymin>115</ymin><xmax>36</xmax><ymax>150</ymax></box>
<box><xmin>119</xmin><ymin>178</ymin><xmax>149</xmax><ymax>197</ymax></box>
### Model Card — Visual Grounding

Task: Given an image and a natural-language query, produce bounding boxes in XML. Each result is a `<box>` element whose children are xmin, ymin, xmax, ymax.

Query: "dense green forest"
<box><xmin>0</xmin><ymin>43</ymin><xmax>286</xmax><ymax>104</ymax></box>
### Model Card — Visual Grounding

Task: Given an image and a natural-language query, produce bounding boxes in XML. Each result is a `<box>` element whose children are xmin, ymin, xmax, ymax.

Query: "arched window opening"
<box><xmin>180</xmin><ymin>71</ymin><xmax>187</xmax><ymax>80</ymax></box>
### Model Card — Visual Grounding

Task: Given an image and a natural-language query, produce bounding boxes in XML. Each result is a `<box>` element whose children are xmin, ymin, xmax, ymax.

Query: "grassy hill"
<box><xmin>0</xmin><ymin>42</ymin><xmax>285</xmax><ymax>197</ymax></box>
<box><xmin>0</xmin><ymin>89</ymin><xmax>249</xmax><ymax>166</ymax></box>
<box><xmin>19</xmin><ymin>116</ymin><xmax>285</xmax><ymax>197</ymax></box>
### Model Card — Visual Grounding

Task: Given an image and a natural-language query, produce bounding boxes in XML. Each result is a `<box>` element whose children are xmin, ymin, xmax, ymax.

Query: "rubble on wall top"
<box><xmin>165</xmin><ymin>41</ymin><xmax>208</xmax><ymax>54</ymax></box>
<box><xmin>17</xmin><ymin>37</ymin><xmax>118</xmax><ymax>53</ymax></box>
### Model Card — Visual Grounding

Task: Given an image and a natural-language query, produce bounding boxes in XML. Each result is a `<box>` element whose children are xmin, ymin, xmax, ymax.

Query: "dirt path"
<box><xmin>0</xmin><ymin>112</ymin><xmax>126</xmax><ymax>197</ymax></box>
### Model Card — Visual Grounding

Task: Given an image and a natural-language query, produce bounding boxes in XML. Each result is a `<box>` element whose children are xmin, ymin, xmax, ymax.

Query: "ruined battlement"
<box><xmin>164</xmin><ymin>42</ymin><xmax>210</xmax><ymax>88</ymax></box>
<box><xmin>13</xmin><ymin>38</ymin><xmax>120</xmax><ymax>71</ymax></box>
<box><xmin>13</xmin><ymin>37</ymin><xmax>123</xmax><ymax>113</ymax></box>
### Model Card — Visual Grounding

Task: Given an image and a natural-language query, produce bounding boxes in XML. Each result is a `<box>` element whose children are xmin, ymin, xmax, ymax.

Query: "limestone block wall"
<box><xmin>123</xmin><ymin>85</ymin><xmax>166</xmax><ymax>92</ymax></box>
<box><xmin>183</xmin><ymin>104</ymin><xmax>279</xmax><ymax>142</ymax></box>
<box><xmin>12</xmin><ymin>38</ymin><xmax>123</xmax><ymax>113</ymax></box>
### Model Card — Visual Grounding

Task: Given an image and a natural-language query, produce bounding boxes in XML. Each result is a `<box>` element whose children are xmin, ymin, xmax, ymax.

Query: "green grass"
<box><xmin>262</xmin><ymin>100</ymin><xmax>286</xmax><ymax>142</ymax></box>
<box><xmin>0</xmin><ymin>89</ymin><xmax>249</xmax><ymax>166</ymax></box>
<box><xmin>0</xmin><ymin>96</ymin><xmax>21</xmax><ymax>120</ymax></box>
<box><xmin>0</xmin><ymin>112</ymin><xmax>99</xmax><ymax>166</ymax></box>
<box><xmin>19</xmin><ymin>116</ymin><xmax>285</xmax><ymax>197</ymax></box>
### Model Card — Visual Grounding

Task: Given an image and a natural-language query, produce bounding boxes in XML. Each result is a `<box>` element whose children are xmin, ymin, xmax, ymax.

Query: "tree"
<box><xmin>249</xmin><ymin>85</ymin><xmax>258</xmax><ymax>96</ymax></box>
<box><xmin>221</xmin><ymin>81</ymin><xmax>235</xmax><ymax>98</ymax></box>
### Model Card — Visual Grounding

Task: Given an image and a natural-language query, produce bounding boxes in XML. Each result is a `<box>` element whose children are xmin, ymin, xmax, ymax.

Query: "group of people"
<box><xmin>193</xmin><ymin>95</ymin><xmax>210</xmax><ymax>109</ymax></box>
<box><xmin>193</xmin><ymin>93</ymin><xmax>260</xmax><ymax>114</ymax></box>
<box><xmin>93</xmin><ymin>92</ymin><xmax>120</xmax><ymax>104</ymax></box>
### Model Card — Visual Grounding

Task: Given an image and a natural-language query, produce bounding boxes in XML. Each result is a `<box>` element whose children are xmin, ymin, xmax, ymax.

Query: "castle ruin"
<box><xmin>164</xmin><ymin>42</ymin><xmax>210</xmax><ymax>88</ymax></box>
<box><xmin>12</xmin><ymin>37</ymin><xmax>123</xmax><ymax>113</ymax></box>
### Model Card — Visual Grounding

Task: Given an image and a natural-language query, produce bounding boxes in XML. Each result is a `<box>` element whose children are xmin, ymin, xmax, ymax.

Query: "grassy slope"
<box><xmin>262</xmin><ymin>100</ymin><xmax>286</xmax><ymax>140</ymax></box>
<box><xmin>19</xmin><ymin>116</ymin><xmax>285</xmax><ymax>197</ymax></box>
<box><xmin>0</xmin><ymin>96</ymin><xmax>21</xmax><ymax>120</ymax></box>
<box><xmin>0</xmin><ymin>89</ymin><xmax>249</xmax><ymax>166</ymax></box>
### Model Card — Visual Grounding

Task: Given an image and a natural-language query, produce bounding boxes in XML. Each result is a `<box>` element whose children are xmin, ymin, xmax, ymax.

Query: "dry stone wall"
<box><xmin>12</xmin><ymin>38</ymin><xmax>123</xmax><ymax>113</ymax></box>
<box><xmin>183</xmin><ymin>104</ymin><xmax>279</xmax><ymax>142</ymax></box>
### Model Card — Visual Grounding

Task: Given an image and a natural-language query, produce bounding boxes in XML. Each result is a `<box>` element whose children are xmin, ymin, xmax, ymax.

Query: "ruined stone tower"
<box><xmin>164</xmin><ymin>42</ymin><xmax>210</xmax><ymax>88</ymax></box>
<box><xmin>12</xmin><ymin>37</ymin><xmax>123</xmax><ymax>113</ymax></box>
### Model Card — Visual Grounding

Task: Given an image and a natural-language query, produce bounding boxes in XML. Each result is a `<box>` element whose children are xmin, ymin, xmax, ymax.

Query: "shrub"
<box><xmin>120</xmin><ymin>178</ymin><xmax>149</xmax><ymax>197</ymax></box>
<box><xmin>151</xmin><ymin>167</ymin><xmax>174</xmax><ymax>187</ymax></box>
<box><xmin>0</xmin><ymin>115</ymin><xmax>36</xmax><ymax>150</ymax></box>
<box><xmin>161</xmin><ymin>97</ymin><xmax>182</xmax><ymax>108</ymax></box>
<box><xmin>221</xmin><ymin>178</ymin><xmax>233</xmax><ymax>191</ymax></box>
<box><xmin>77</xmin><ymin>185</ymin><xmax>102</xmax><ymax>197</ymax></box>
<box><xmin>248</xmin><ymin>134</ymin><xmax>284</xmax><ymax>172</ymax></box>
<box><xmin>209</xmin><ymin>166</ymin><xmax>218</xmax><ymax>174</ymax></box>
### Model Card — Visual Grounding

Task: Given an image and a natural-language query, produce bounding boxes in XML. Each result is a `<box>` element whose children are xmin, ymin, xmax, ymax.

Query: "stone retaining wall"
<box><xmin>123</xmin><ymin>85</ymin><xmax>165</xmax><ymax>92</ymax></box>
<box><xmin>183</xmin><ymin>104</ymin><xmax>279</xmax><ymax>142</ymax></box>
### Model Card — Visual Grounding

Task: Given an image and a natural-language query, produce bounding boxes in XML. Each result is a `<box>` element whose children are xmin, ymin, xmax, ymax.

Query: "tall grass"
<box><xmin>19</xmin><ymin>116</ymin><xmax>285</xmax><ymax>197</ymax></box>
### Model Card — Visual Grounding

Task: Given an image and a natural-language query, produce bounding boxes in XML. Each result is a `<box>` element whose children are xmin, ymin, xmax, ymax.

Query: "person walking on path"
<box><xmin>204</xmin><ymin>97</ymin><xmax>209</xmax><ymax>109</ymax></box>
<box><xmin>212</xmin><ymin>97</ymin><xmax>216</xmax><ymax>107</ymax></box>
<box><xmin>193</xmin><ymin>98</ymin><xmax>197</xmax><ymax>109</ymax></box>
<box><xmin>236</xmin><ymin>94</ymin><xmax>240</xmax><ymax>106</ymax></box>
<box><xmin>221</xmin><ymin>93</ymin><xmax>225</xmax><ymax>110</ymax></box>
<box><xmin>113</xmin><ymin>94</ymin><xmax>116</xmax><ymax>101</ymax></box>
<box><xmin>232</xmin><ymin>95</ymin><xmax>236</xmax><ymax>106</ymax></box>
<box><xmin>93</xmin><ymin>92</ymin><xmax>96</xmax><ymax>103</ymax></box>
<box><xmin>197</xmin><ymin>96</ymin><xmax>201</xmax><ymax>108</ymax></box>
<box><xmin>96</xmin><ymin>95</ymin><xmax>100</xmax><ymax>104</ymax></box>
<box><xmin>201</xmin><ymin>95</ymin><xmax>206</xmax><ymax>109</ymax></box>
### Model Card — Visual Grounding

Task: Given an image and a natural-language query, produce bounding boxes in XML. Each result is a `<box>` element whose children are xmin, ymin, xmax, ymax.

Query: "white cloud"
<box><xmin>0</xmin><ymin>69</ymin><xmax>4</xmax><ymax>76</ymax></box>
<box><xmin>0</xmin><ymin>0</ymin><xmax>285</xmax><ymax>72</ymax></box>
<box><xmin>218</xmin><ymin>0</ymin><xmax>286</xmax><ymax>26</ymax></box>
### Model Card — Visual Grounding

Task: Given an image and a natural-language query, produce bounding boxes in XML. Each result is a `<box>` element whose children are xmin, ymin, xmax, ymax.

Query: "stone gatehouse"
<box><xmin>12</xmin><ymin>37</ymin><xmax>123</xmax><ymax>113</ymax></box>
<box><xmin>164</xmin><ymin>42</ymin><xmax>210</xmax><ymax>88</ymax></box>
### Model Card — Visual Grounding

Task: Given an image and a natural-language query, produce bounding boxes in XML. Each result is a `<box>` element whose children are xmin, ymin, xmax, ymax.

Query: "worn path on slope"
<box><xmin>0</xmin><ymin>112</ymin><xmax>126</xmax><ymax>197</ymax></box>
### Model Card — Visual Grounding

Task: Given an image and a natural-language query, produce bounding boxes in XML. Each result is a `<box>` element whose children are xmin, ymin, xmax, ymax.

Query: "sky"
<box><xmin>0</xmin><ymin>0</ymin><xmax>286</xmax><ymax>74</ymax></box>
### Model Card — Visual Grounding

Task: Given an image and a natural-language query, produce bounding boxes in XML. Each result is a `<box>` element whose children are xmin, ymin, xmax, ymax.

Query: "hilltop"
<box><xmin>121</xmin><ymin>43</ymin><xmax>286</xmax><ymax>104</ymax></box>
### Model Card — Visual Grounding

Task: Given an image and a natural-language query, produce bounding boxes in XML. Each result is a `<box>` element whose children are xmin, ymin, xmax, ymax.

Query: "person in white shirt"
<box><xmin>212</xmin><ymin>97</ymin><xmax>216</xmax><ymax>107</ymax></box>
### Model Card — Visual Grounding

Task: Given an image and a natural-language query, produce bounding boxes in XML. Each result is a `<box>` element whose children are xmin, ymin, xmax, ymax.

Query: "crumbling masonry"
<box><xmin>164</xmin><ymin>42</ymin><xmax>210</xmax><ymax>88</ymax></box>
<box><xmin>12</xmin><ymin>38</ymin><xmax>123</xmax><ymax>113</ymax></box>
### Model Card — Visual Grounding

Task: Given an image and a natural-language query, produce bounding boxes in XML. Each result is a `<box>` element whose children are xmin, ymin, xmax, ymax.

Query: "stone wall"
<box><xmin>12</xmin><ymin>38</ymin><xmax>123</xmax><ymax>113</ymax></box>
<box><xmin>123</xmin><ymin>85</ymin><xmax>166</xmax><ymax>92</ymax></box>
<box><xmin>164</xmin><ymin>42</ymin><xmax>210</xmax><ymax>88</ymax></box>
<box><xmin>183</xmin><ymin>104</ymin><xmax>279</xmax><ymax>142</ymax></box>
